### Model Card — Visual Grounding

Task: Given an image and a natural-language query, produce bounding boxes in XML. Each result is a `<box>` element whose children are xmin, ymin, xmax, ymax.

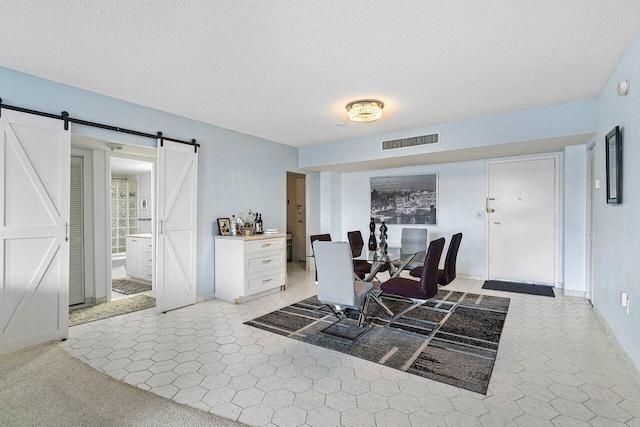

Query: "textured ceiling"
<box><xmin>1</xmin><ymin>1</ymin><xmax>639</xmax><ymax>147</ymax></box>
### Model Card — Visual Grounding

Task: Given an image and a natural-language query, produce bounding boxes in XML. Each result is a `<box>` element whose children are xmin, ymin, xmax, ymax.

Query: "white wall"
<box><xmin>137</xmin><ymin>171</ymin><xmax>152</xmax><ymax>233</ymax></box>
<box><xmin>300</xmin><ymin>99</ymin><xmax>597</xmax><ymax>170</ymax></box>
<box><xmin>563</xmin><ymin>144</ymin><xmax>588</xmax><ymax>295</ymax></box>
<box><xmin>341</xmin><ymin>160</ymin><xmax>487</xmax><ymax>278</ymax></box>
<box><xmin>593</xmin><ymin>29</ymin><xmax>640</xmax><ymax>372</ymax></box>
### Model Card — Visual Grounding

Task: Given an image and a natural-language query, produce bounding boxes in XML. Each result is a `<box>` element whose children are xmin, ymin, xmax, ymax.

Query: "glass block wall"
<box><xmin>111</xmin><ymin>178</ymin><xmax>138</xmax><ymax>254</ymax></box>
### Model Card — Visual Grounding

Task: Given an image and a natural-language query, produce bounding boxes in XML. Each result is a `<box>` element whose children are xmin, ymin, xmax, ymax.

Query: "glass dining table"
<box><xmin>353</xmin><ymin>243</ymin><xmax>427</xmax><ymax>316</ymax></box>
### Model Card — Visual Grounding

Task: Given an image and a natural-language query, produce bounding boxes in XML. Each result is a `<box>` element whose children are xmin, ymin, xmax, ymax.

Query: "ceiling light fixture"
<box><xmin>345</xmin><ymin>99</ymin><xmax>384</xmax><ymax>122</ymax></box>
<box><xmin>105</xmin><ymin>142</ymin><xmax>125</xmax><ymax>151</ymax></box>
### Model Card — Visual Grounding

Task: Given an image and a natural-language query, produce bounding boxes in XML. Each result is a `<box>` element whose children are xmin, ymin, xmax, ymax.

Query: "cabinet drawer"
<box><xmin>246</xmin><ymin>238</ymin><xmax>284</xmax><ymax>253</ymax></box>
<box><xmin>246</xmin><ymin>269</ymin><xmax>284</xmax><ymax>295</ymax></box>
<box><xmin>145</xmin><ymin>256</ymin><xmax>152</xmax><ymax>268</ymax></box>
<box><xmin>246</xmin><ymin>250</ymin><xmax>284</xmax><ymax>273</ymax></box>
<box><xmin>146</xmin><ymin>268</ymin><xmax>152</xmax><ymax>280</ymax></box>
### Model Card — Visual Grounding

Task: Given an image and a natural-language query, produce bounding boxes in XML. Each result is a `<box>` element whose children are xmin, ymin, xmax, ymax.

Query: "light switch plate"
<box><xmin>595</xmin><ymin>179</ymin><xmax>601</xmax><ymax>189</ymax></box>
<box><xmin>621</xmin><ymin>291</ymin><xmax>628</xmax><ymax>307</ymax></box>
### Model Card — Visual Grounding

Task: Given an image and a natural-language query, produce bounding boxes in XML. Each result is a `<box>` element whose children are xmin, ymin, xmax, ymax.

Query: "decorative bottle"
<box><xmin>379</xmin><ymin>221</ymin><xmax>388</xmax><ymax>254</ymax></box>
<box><xmin>231</xmin><ymin>215</ymin><xmax>237</xmax><ymax>236</ymax></box>
<box><xmin>368</xmin><ymin>218</ymin><xmax>377</xmax><ymax>251</ymax></box>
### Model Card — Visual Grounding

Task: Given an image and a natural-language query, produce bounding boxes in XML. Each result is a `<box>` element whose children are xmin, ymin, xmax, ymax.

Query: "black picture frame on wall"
<box><xmin>605</xmin><ymin>126</ymin><xmax>622</xmax><ymax>204</ymax></box>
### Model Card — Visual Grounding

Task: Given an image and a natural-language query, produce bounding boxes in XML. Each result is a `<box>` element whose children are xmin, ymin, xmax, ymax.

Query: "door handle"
<box><xmin>65</xmin><ymin>223</ymin><xmax>69</xmax><ymax>242</ymax></box>
<box><xmin>491</xmin><ymin>221</ymin><xmax>501</xmax><ymax>225</ymax></box>
<box><xmin>159</xmin><ymin>220</ymin><xmax>164</xmax><ymax>235</ymax></box>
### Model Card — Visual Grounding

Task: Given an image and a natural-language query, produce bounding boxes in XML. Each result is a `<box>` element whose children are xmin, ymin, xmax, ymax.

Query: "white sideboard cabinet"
<box><xmin>125</xmin><ymin>234</ymin><xmax>152</xmax><ymax>282</ymax></box>
<box><xmin>214</xmin><ymin>233</ymin><xmax>286</xmax><ymax>303</ymax></box>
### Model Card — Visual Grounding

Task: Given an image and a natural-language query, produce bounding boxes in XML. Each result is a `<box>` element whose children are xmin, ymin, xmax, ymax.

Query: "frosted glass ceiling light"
<box><xmin>346</xmin><ymin>99</ymin><xmax>384</xmax><ymax>122</ymax></box>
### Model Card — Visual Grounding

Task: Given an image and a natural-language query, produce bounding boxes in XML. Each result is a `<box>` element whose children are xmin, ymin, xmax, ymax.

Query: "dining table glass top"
<box><xmin>353</xmin><ymin>243</ymin><xmax>427</xmax><ymax>263</ymax></box>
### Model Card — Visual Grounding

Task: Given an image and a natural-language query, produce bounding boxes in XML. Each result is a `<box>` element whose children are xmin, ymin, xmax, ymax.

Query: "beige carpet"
<box><xmin>0</xmin><ymin>343</ymin><xmax>244</xmax><ymax>427</ymax></box>
<box><xmin>69</xmin><ymin>294</ymin><xmax>156</xmax><ymax>326</ymax></box>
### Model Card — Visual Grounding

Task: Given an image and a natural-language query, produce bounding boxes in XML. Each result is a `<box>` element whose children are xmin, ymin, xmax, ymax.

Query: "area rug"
<box><xmin>245</xmin><ymin>289</ymin><xmax>510</xmax><ymax>394</ymax></box>
<box><xmin>69</xmin><ymin>295</ymin><xmax>156</xmax><ymax>326</ymax></box>
<box><xmin>112</xmin><ymin>278</ymin><xmax>152</xmax><ymax>295</ymax></box>
<box><xmin>482</xmin><ymin>280</ymin><xmax>555</xmax><ymax>297</ymax></box>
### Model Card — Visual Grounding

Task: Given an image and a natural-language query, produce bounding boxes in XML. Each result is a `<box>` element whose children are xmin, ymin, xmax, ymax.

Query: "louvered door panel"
<box><xmin>69</xmin><ymin>156</ymin><xmax>85</xmax><ymax>305</ymax></box>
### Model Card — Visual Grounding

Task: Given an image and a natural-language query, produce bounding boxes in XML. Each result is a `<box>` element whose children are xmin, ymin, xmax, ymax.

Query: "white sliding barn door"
<box><xmin>0</xmin><ymin>110</ymin><xmax>70</xmax><ymax>355</ymax></box>
<box><xmin>156</xmin><ymin>140</ymin><xmax>198</xmax><ymax>313</ymax></box>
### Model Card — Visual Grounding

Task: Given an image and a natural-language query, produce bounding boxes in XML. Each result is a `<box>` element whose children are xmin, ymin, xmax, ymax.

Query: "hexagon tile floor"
<box><xmin>63</xmin><ymin>264</ymin><xmax>640</xmax><ymax>427</ymax></box>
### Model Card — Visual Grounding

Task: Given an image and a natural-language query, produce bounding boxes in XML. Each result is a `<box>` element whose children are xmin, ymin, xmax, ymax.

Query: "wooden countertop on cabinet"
<box><xmin>214</xmin><ymin>233</ymin><xmax>287</xmax><ymax>303</ymax></box>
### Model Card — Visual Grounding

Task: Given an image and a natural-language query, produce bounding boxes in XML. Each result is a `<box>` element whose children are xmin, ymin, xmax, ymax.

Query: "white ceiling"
<box><xmin>110</xmin><ymin>156</ymin><xmax>153</xmax><ymax>176</ymax></box>
<box><xmin>72</xmin><ymin>134</ymin><xmax>157</xmax><ymax>158</ymax></box>
<box><xmin>1</xmin><ymin>1</ymin><xmax>639</xmax><ymax>148</ymax></box>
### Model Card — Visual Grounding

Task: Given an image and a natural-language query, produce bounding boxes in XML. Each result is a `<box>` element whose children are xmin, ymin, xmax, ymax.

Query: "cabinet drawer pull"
<box><xmin>261</xmin><ymin>243</ymin><xmax>272</xmax><ymax>247</ymax></box>
<box><xmin>262</xmin><ymin>278</ymin><xmax>273</xmax><ymax>283</ymax></box>
<box><xmin>261</xmin><ymin>259</ymin><xmax>272</xmax><ymax>264</ymax></box>
<box><xmin>131</xmin><ymin>239</ymin><xmax>137</xmax><ymax>242</ymax></box>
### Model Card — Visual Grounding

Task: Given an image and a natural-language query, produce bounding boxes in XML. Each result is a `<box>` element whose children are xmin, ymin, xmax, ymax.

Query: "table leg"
<box><xmin>370</xmin><ymin>291</ymin><xmax>394</xmax><ymax>316</ymax></box>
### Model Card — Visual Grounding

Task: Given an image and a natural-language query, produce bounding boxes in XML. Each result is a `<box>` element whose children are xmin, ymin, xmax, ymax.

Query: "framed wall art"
<box><xmin>605</xmin><ymin>126</ymin><xmax>622</xmax><ymax>204</ymax></box>
<box><xmin>370</xmin><ymin>173</ymin><xmax>438</xmax><ymax>224</ymax></box>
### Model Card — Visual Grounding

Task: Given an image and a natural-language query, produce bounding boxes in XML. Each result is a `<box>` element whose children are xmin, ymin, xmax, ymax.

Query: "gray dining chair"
<box><xmin>392</xmin><ymin>228</ymin><xmax>428</xmax><ymax>272</ymax></box>
<box><xmin>312</xmin><ymin>241</ymin><xmax>374</xmax><ymax>327</ymax></box>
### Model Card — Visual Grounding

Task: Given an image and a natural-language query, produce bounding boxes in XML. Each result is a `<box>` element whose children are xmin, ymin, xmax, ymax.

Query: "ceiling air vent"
<box><xmin>382</xmin><ymin>133</ymin><xmax>439</xmax><ymax>150</ymax></box>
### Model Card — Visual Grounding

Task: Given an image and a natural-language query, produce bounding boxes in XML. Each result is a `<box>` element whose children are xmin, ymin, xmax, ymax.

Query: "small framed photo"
<box><xmin>605</xmin><ymin>126</ymin><xmax>622</xmax><ymax>204</ymax></box>
<box><xmin>140</xmin><ymin>198</ymin><xmax>148</xmax><ymax>209</ymax></box>
<box><xmin>217</xmin><ymin>218</ymin><xmax>231</xmax><ymax>236</ymax></box>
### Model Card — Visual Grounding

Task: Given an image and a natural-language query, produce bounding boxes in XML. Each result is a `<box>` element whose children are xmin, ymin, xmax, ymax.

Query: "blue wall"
<box><xmin>299</xmin><ymin>99</ymin><xmax>597</xmax><ymax>169</ymax></box>
<box><xmin>0</xmin><ymin>66</ymin><xmax>309</xmax><ymax>297</ymax></box>
<box><xmin>594</xmin><ymin>29</ymin><xmax>640</xmax><ymax>371</ymax></box>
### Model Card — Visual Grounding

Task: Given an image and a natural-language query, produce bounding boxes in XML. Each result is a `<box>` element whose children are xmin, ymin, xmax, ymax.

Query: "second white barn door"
<box><xmin>487</xmin><ymin>158</ymin><xmax>556</xmax><ymax>285</ymax></box>
<box><xmin>156</xmin><ymin>140</ymin><xmax>198</xmax><ymax>313</ymax></box>
<box><xmin>0</xmin><ymin>110</ymin><xmax>70</xmax><ymax>355</ymax></box>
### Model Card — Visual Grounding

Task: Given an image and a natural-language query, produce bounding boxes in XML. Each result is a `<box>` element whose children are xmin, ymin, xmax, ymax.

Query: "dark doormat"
<box><xmin>112</xmin><ymin>278</ymin><xmax>152</xmax><ymax>295</ymax></box>
<box><xmin>245</xmin><ymin>289</ymin><xmax>510</xmax><ymax>395</ymax></box>
<box><xmin>482</xmin><ymin>280</ymin><xmax>555</xmax><ymax>297</ymax></box>
<box><xmin>69</xmin><ymin>295</ymin><xmax>156</xmax><ymax>326</ymax></box>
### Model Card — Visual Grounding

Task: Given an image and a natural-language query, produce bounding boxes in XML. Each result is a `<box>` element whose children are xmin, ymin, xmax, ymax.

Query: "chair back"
<box><xmin>347</xmin><ymin>230</ymin><xmax>365</xmax><ymax>257</ymax></box>
<box><xmin>441</xmin><ymin>233</ymin><xmax>463</xmax><ymax>285</ymax></box>
<box><xmin>310</xmin><ymin>234</ymin><xmax>332</xmax><ymax>281</ymax></box>
<box><xmin>401</xmin><ymin>228</ymin><xmax>428</xmax><ymax>245</ymax></box>
<box><xmin>313</xmin><ymin>241</ymin><xmax>356</xmax><ymax>307</ymax></box>
<box><xmin>418</xmin><ymin>237</ymin><xmax>446</xmax><ymax>299</ymax></box>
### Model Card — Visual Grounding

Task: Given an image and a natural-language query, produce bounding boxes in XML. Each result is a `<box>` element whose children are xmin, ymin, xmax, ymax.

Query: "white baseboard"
<box><xmin>196</xmin><ymin>293</ymin><xmax>215</xmax><ymax>303</ymax></box>
<box><xmin>593</xmin><ymin>305</ymin><xmax>640</xmax><ymax>382</ymax></box>
<box><xmin>563</xmin><ymin>289</ymin><xmax>586</xmax><ymax>298</ymax></box>
<box><xmin>458</xmin><ymin>273</ymin><xmax>485</xmax><ymax>281</ymax></box>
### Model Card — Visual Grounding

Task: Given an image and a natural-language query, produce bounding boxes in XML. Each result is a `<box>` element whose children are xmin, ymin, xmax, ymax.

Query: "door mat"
<box><xmin>482</xmin><ymin>280</ymin><xmax>555</xmax><ymax>297</ymax></box>
<box><xmin>69</xmin><ymin>295</ymin><xmax>156</xmax><ymax>326</ymax></box>
<box><xmin>112</xmin><ymin>278</ymin><xmax>152</xmax><ymax>295</ymax></box>
<box><xmin>245</xmin><ymin>289</ymin><xmax>510</xmax><ymax>395</ymax></box>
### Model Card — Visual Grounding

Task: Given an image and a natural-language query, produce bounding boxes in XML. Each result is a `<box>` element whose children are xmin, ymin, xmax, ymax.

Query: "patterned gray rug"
<box><xmin>112</xmin><ymin>278</ymin><xmax>152</xmax><ymax>295</ymax></box>
<box><xmin>69</xmin><ymin>295</ymin><xmax>156</xmax><ymax>326</ymax></box>
<box><xmin>245</xmin><ymin>289</ymin><xmax>510</xmax><ymax>394</ymax></box>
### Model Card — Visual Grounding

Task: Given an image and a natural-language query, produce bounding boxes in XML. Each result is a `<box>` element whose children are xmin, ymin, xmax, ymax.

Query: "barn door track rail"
<box><xmin>0</xmin><ymin>98</ymin><xmax>200</xmax><ymax>153</ymax></box>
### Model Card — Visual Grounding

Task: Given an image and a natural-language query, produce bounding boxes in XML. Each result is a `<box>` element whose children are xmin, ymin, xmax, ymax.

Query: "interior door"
<box><xmin>156</xmin><ymin>140</ymin><xmax>198</xmax><ymax>313</ymax></box>
<box><xmin>588</xmin><ymin>145</ymin><xmax>596</xmax><ymax>303</ymax></box>
<box><xmin>487</xmin><ymin>158</ymin><xmax>556</xmax><ymax>284</ymax></box>
<box><xmin>0</xmin><ymin>110</ymin><xmax>70</xmax><ymax>355</ymax></box>
<box><xmin>296</xmin><ymin>178</ymin><xmax>306</xmax><ymax>261</ymax></box>
<box><xmin>69</xmin><ymin>155</ymin><xmax>85</xmax><ymax>305</ymax></box>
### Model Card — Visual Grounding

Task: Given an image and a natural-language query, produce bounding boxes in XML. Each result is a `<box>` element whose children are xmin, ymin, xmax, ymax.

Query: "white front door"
<box><xmin>0</xmin><ymin>110</ymin><xmax>70</xmax><ymax>355</ymax></box>
<box><xmin>487</xmin><ymin>158</ymin><xmax>556</xmax><ymax>284</ymax></box>
<box><xmin>156</xmin><ymin>140</ymin><xmax>198</xmax><ymax>313</ymax></box>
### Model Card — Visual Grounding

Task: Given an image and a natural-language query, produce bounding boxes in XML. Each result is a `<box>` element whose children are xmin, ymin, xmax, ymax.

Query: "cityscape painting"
<box><xmin>370</xmin><ymin>174</ymin><xmax>437</xmax><ymax>224</ymax></box>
